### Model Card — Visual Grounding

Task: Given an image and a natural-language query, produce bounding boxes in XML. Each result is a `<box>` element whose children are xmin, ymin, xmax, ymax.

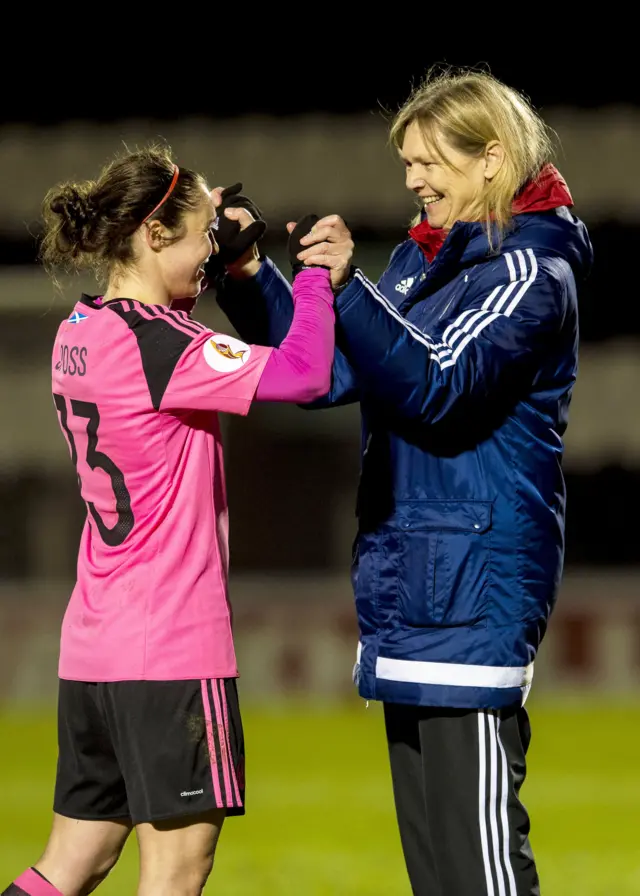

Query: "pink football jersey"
<box><xmin>52</xmin><ymin>297</ymin><xmax>272</xmax><ymax>681</ymax></box>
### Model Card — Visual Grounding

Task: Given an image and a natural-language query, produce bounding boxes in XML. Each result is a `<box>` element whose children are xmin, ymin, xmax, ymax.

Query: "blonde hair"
<box><xmin>390</xmin><ymin>68</ymin><xmax>555</xmax><ymax>248</ymax></box>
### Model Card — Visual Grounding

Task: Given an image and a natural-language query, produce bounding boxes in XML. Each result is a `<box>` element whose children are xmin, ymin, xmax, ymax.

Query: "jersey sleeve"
<box><xmin>162</xmin><ymin>327</ymin><xmax>272</xmax><ymax>414</ymax></box>
<box><xmin>108</xmin><ymin>301</ymin><xmax>272</xmax><ymax>415</ymax></box>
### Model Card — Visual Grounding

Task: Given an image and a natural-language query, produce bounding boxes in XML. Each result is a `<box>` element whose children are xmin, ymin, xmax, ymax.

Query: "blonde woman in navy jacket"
<box><xmin>213</xmin><ymin>71</ymin><xmax>592</xmax><ymax>896</ymax></box>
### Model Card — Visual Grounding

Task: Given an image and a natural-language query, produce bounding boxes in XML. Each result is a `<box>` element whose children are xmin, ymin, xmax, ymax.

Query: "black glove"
<box><xmin>212</xmin><ymin>182</ymin><xmax>267</xmax><ymax>265</ymax></box>
<box><xmin>288</xmin><ymin>214</ymin><xmax>322</xmax><ymax>278</ymax></box>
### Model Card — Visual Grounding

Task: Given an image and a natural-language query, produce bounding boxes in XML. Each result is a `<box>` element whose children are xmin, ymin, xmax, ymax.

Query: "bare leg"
<box><xmin>34</xmin><ymin>813</ymin><xmax>131</xmax><ymax>896</ymax></box>
<box><xmin>136</xmin><ymin>809</ymin><xmax>225</xmax><ymax>896</ymax></box>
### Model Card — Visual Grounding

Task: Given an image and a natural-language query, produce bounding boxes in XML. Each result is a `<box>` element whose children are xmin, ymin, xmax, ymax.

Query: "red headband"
<box><xmin>142</xmin><ymin>164</ymin><xmax>180</xmax><ymax>224</ymax></box>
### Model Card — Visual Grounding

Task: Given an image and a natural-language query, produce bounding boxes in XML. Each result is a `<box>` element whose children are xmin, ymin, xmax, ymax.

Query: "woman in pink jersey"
<box><xmin>3</xmin><ymin>146</ymin><xmax>350</xmax><ymax>896</ymax></box>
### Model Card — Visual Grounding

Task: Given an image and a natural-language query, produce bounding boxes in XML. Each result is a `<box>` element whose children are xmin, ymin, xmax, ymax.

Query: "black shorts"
<box><xmin>54</xmin><ymin>678</ymin><xmax>245</xmax><ymax>825</ymax></box>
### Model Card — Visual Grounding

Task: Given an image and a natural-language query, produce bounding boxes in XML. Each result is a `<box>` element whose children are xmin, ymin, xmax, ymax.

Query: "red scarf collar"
<box><xmin>409</xmin><ymin>163</ymin><xmax>574</xmax><ymax>262</ymax></box>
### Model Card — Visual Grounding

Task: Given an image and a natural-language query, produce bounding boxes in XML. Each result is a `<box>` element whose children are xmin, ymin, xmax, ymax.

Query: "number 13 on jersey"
<box><xmin>53</xmin><ymin>394</ymin><xmax>135</xmax><ymax>546</ymax></box>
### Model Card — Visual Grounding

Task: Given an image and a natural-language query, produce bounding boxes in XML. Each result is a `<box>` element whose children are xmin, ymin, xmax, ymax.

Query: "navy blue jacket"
<box><xmin>217</xmin><ymin>201</ymin><xmax>592</xmax><ymax>710</ymax></box>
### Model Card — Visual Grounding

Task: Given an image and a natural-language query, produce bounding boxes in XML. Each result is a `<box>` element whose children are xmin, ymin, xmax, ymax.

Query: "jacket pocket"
<box><xmin>395</xmin><ymin>500</ymin><xmax>492</xmax><ymax>627</ymax></box>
